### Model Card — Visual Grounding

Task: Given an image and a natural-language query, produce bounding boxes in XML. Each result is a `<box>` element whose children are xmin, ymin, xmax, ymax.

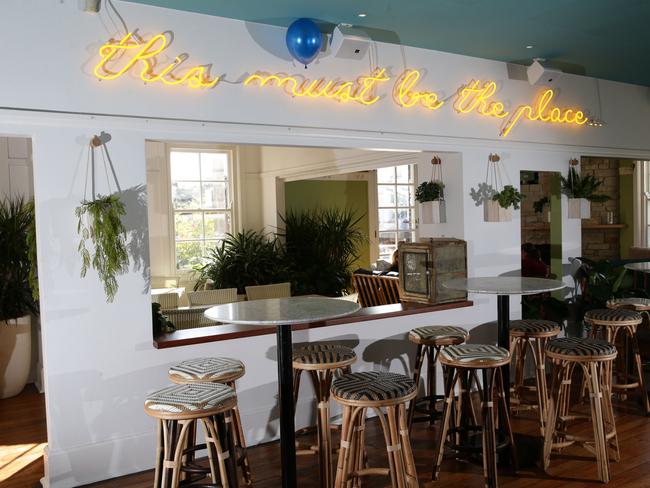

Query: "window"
<box><xmin>377</xmin><ymin>164</ymin><xmax>416</xmax><ymax>261</ymax></box>
<box><xmin>169</xmin><ymin>148</ymin><xmax>234</xmax><ymax>270</ymax></box>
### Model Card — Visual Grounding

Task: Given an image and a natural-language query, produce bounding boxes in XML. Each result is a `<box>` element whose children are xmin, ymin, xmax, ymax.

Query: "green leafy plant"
<box><xmin>279</xmin><ymin>208</ymin><xmax>365</xmax><ymax>297</ymax></box>
<box><xmin>561</xmin><ymin>167</ymin><xmax>610</xmax><ymax>202</ymax></box>
<box><xmin>151</xmin><ymin>303</ymin><xmax>175</xmax><ymax>336</ymax></box>
<box><xmin>194</xmin><ymin>230</ymin><xmax>285</xmax><ymax>294</ymax></box>
<box><xmin>492</xmin><ymin>185</ymin><xmax>524</xmax><ymax>210</ymax></box>
<box><xmin>415</xmin><ymin>180</ymin><xmax>444</xmax><ymax>202</ymax></box>
<box><xmin>533</xmin><ymin>196</ymin><xmax>550</xmax><ymax>214</ymax></box>
<box><xmin>76</xmin><ymin>195</ymin><xmax>129</xmax><ymax>302</ymax></box>
<box><xmin>0</xmin><ymin>198</ymin><xmax>38</xmax><ymax>321</ymax></box>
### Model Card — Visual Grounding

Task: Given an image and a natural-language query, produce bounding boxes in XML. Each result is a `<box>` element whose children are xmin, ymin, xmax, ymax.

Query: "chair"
<box><xmin>352</xmin><ymin>274</ymin><xmax>400</xmax><ymax>307</ymax></box>
<box><xmin>188</xmin><ymin>288</ymin><xmax>238</xmax><ymax>307</ymax></box>
<box><xmin>164</xmin><ymin>307</ymin><xmax>217</xmax><ymax>330</ymax></box>
<box><xmin>245</xmin><ymin>282</ymin><xmax>291</xmax><ymax>300</ymax></box>
<box><xmin>153</xmin><ymin>292</ymin><xmax>179</xmax><ymax>310</ymax></box>
<box><xmin>152</xmin><ymin>275</ymin><xmax>180</xmax><ymax>288</ymax></box>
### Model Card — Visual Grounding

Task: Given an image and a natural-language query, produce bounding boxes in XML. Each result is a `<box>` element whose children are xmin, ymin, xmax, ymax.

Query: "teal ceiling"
<box><xmin>124</xmin><ymin>0</ymin><xmax>650</xmax><ymax>87</ymax></box>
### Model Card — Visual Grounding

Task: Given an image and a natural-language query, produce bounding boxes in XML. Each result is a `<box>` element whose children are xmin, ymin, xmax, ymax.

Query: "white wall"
<box><xmin>0</xmin><ymin>2</ymin><xmax>649</xmax><ymax>487</ymax></box>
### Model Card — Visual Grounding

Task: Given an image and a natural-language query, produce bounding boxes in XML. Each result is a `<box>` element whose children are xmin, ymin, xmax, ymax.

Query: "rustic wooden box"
<box><xmin>398</xmin><ymin>238</ymin><xmax>468</xmax><ymax>305</ymax></box>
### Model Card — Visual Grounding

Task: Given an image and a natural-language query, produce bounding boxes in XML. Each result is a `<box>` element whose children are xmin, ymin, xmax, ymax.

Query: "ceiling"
<box><xmin>123</xmin><ymin>0</ymin><xmax>650</xmax><ymax>87</ymax></box>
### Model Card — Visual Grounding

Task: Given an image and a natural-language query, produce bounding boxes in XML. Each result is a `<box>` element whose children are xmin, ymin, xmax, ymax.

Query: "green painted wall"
<box><xmin>619</xmin><ymin>161</ymin><xmax>634</xmax><ymax>259</ymax></box>
<box><xmin>284</xmin><ymin>180</ymin><xmax>370</xmax><ymax>269</ymax></box>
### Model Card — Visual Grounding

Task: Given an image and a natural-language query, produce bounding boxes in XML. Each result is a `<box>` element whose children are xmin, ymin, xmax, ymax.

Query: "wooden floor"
<box><xmin>3</xmin><ymin>386</ymin><xmax>650</xmax><ymax>487</ymax></box>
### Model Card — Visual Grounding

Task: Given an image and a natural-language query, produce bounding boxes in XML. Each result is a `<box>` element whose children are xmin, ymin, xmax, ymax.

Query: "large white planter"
<box><xmin>0</xmin><ymin>315</ymin><xmax>32</xmax><ymax>399</ymax></box>
<box><xmin>568</xmin><ymin>198</ymin><xmax>590</xmax><ymax>219</ymax></box>
<box><xmin>420</xmin><ymin>200</ymin><xmax>447</xmax><ymax>224</ymax></box>
<box><xmin>484</xmin><ymin>200</ymin><xmax>513</xmax><ymax>222</ymax></box>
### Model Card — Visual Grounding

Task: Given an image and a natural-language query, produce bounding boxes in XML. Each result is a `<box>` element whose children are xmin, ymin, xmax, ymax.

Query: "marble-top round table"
<box><xmin>205</xmin><ymin>297</ymin><xmax>360</xmax><ymax>488</ymax></box>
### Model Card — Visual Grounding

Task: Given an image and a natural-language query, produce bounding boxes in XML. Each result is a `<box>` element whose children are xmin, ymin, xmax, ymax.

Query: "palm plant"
<box><xmin>561</xmin><ymin>167</ymin><xmax>610</xmax><ymax>202</ymax></box>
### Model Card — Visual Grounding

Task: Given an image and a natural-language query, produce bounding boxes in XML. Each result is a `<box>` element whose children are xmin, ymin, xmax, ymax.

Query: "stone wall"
<box><xmin>521</xmin><ymin>172</ymin><xmax>553</xmax><ymax>246</ymax></box>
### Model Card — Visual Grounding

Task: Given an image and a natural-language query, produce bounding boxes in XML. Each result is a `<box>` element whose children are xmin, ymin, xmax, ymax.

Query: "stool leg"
<box><xmin>513</xmin><ymin>338</ymin><xmax>526</xmax><ymax>408</ymax></box>
<box><xmin>154</xmin><ymin>420</ymin><xmax>163</xmax><ymax>488</ymax></box>
<box><xmin>398</xmin><ymin>402</ymin><xmax>419</xmax><ymax>487</ymax></box>
<box><xmin>426</xmin><ymin>345</ymin><xmax>438</xmax><ymax>426</ymax></box>
<box><xmin>432</xmin><ymin>366</ymin><xmax>458</xmax><ymax>481</ymax></box>
<box><xmin>543</xmin><ymin>360</ymin><xmax>564</xmax><ymax>471</ymax></box>
<box><xmin>408</xmin><ymin>344</ymin><xmax>425</xmax><ymax>429</ymax></box>
<box><xmin>601</xmin><ymin>360</ymin><xmax>620</xmax><ymax>462</ymax></box>
<box><xmin>495</xmin><ymin>367</ymin><xmax>518</xmax><ymax>471</ymax></box>
<box><xmin>629</xmin><ymin>325</ymin><xmax>650</xmax><ymax>415</ymax></box>
<box><xmin>352</xmin><ymin>408</ymin><xmax>367</xmax><ymax>488</ymax></box>
<box><xmin>533</xmin><ymin>337</ymin><xmax>549</xmax><ymax>436</ymax></box>
<box><xmin>481</xmin><ymin>368</ymin><xmax>498</xmax><ymax>488</ymax></box>
<box><xmin>170</xmin><ymin>420</ymin><xmax>193</xmax><ymax>488</ymax></box>
<box><xmin>293</xmin><ymin>369</ymin><xmax>302</xmax><ymax>410</ymax></box>
<box><xmin>229</xmin><ymin>397</ymin><xmax>252</xmax><ymax>485</ymax></box>
<box><xmin>335</xmin><ymin>405</ymin><xmax>354</xmax><ymax>488</ymax></box>
<box><xmin>387</xmin><ymin>405</ymin><xmax>407</xmax><ymax>488</ymax></box>
<box><xmin>160</xmin><ymin>419</ymin><xmax>178</xmax><ymax>488</ymax></box>
<box><xmin>585</xmin><ymin>361</ymin><xmax>610</xmax><ymax>483</ymax></box>
<box><xmin>311</xmin><ymin>369</ymin><xmax>334</xmax><ymax>488</ymax></box>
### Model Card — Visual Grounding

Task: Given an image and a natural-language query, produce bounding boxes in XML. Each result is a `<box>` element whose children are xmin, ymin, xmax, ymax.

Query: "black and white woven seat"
<box><xmin>145</xmin><ymin>383</ymin><xmax>236</xmax><ymax>418</ymax></box>
<box><xmin>169</xmin><ymin>357</ymin><xmax>245</xmax><ymax>384</ymax></box>
<box><xmin>607</xmin><ymin>297</ymin><xmax>650</xmax><ymax>311</ymax></box>
<box><xmin>546</xmin><ymin>337</ymin><xmax>616</xmax><ymax>360</ymax></box>
<box><xmin>408</xmin><ymin>325</ymin><xmax>468</xmax><ymax>345</ymax></box>
<box><xmin>439</xmin><ymin>344</ymin><xmax>510</xmax><ymax>368</ymax></box>
<box><xmin>584</xmin><ymin>308</ymin><xmax>643</xmax><ymax>326</ymax></box>
<box><xmin>510</xmin><ymin>319</ymin><xmax>561</xmax><ymax>337</ymax></box>
<box><xmin>292</xmin><ymin>343</ymin><xmax>356</xmax><ymax>370</ymax></box>
<box><xmin>331</xmin><ymin>371</ymin><xmax>416</xmax><ymax>404</ymax></box>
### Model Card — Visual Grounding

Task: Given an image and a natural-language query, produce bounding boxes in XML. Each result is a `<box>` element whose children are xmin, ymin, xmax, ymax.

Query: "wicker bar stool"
<box><xmin>292</xmin><ymin>343</ymin><xmax>357</xmax><ymax>488</ymax></box>
<box><xmin>144</xmin><ymin>382</ymin><xmax>239</xmax><ymax>488</ymax></box>
<box><xmin>543</xmin><ymin>337</ymin><xmax>619</xmax><ymax>483</ymax></box>
<box><xmin>332</xmin><ymin>371</ymin><xmax>418</xmax><ymax>488</ymax></box>
<box><xmin>432</xmin><ymin>344</ymin><xmax>516</xmax><ymax>488</ymax></box>
<box><xmin>169</xmin><ymin>358</ymin><xmax>252</xmax><ymax>485</ymax></box>
<box><xmin>584</xmin><ymin>309</ymin><xmax>649</xmax><ymax>414</ymax></box>
<box><xmin>509</xmin><ymin>320</ymin><xmax>561</xmax><ymax>435</ymax></box>
<box><xmin>407</xmin><ymin>326</ymin><xmax>469</xmax><ymax>429</ymax></box>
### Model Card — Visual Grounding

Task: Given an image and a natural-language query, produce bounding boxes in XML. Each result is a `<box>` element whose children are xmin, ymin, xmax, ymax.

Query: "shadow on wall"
<box><xmin>116</xmin><ymin>184</ymin><xmax>150</xmax><ymax>293</ymax></box>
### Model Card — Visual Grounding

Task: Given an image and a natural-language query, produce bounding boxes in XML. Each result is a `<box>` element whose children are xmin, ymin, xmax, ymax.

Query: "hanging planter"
<box><xmin>533</xmin><ymin>196</ymin><xmax>551</xmax><ymax>223</ymax></box>
<box><xmin>415</xmin><ymin>156</ymin><xmax>446</xmax><ymax>224</ymax></box>
<box><xmin>75</xmin><ymin>132</ymin><xmax>130</xmax><ymax>302</ymax></box>
<box><xmin>482</xmin><ymin>153</ymin><xmax>524</xmax><ymax>222</ymax></box>
<box><xmin>561</xmin><ymin>158</ymin><xmax>610</xmax><ymax>219</ymax></box>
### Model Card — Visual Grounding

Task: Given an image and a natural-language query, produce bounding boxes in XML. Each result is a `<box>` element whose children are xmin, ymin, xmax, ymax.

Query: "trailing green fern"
<box><xmin>561</xmin><ymin>167</ymin><xmax>610</xmax><ymax>202</ymax></box>
<box><xmin>76</xmin><ymin>195</ymin><xmax>129</xmax><ymax>302</ymax></box>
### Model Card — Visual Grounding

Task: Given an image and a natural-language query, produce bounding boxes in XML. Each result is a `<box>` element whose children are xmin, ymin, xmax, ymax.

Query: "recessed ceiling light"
<box><xmin>357</xmin><ymin>13</ymin><xmax>367</xmax><ymax>18</ymax></box>
<box><xmin>526</xmin><ymin>45</ymin><xmax>534</xmax><ymax>49</ymax></box>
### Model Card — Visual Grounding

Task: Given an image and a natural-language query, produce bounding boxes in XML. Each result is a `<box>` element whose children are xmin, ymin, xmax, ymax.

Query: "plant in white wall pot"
<box><xmin>415</xmin><ymin>156</ymin><xmax>446</xmax><ymax>224</ymax></box>
<box><xmin>0</xmin><ymin>198</ymin><xmax>38</xmax><ymax>398</ymax></box>
<box><xmin>561</xmin><ymin>161</ymin><xmax>610</xmax><ymax>219</ymax></box>
<box><xmin>479</xmin><ymin>153</ymin><xmax>523</xmax><ymax>222</ymax></box>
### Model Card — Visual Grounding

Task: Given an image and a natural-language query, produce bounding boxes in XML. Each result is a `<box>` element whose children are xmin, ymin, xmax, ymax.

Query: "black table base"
<box><xmin>276</xmin><ymin>325</ymin><xmax>297</xmax><ymax>488</ymax></box>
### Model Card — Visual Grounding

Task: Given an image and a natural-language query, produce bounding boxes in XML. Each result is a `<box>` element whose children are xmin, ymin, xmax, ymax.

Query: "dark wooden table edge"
<box><xmin>153</xmin><ymin>300</ymin><xmax>474</xmax><ymax>349</ymax></box>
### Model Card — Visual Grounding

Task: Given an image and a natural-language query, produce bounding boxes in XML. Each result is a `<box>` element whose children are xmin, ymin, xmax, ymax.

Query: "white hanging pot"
<box><xmin>545</xmin><ymin>210</ymin><xmax>552</xmax><ymax>223</ymax></box>
<box><xmin>568</xmin><ymin>198</ymin><xmax>590</xmax><ymax>219</ymax></box>
<box><xmin>0</xmin><ymin>315</ymin><xmax>32</xmax><ymax>399</ymax></box>
<box><xmin>484</xmin><ymin>200</ymin><xmax>513</xmax><ymax>222</ymax></box>
<box><xmin>420</xmin><ymin>200</ymin><xmax>446</xmax><ymax>224</ymax></box>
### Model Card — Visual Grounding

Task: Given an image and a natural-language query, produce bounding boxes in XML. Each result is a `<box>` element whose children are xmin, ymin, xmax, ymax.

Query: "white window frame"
<box><xmin>165</xmin><ymin>144</ymin><xmax>238</xmax><ymax>273</ymax></box>
<box><xmin>635</xmin><ymin>160</ymin><xmax>650</xmax><ymax>248</ymax></box>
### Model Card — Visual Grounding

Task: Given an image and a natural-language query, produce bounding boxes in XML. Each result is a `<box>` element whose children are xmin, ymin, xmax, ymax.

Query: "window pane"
<box><xmin>170</xmin><ymin>151</ymin><xmax>200</xmax><ymax>180</ymax></box>
<box><xmin>379</xmin><ymin>209</ymin><xmax>397</xmax><ymax>231</ymax></box>
<box><xmin>203</xmin><ymin>240</ymin><xmax>221</xmax><ymax>255</ymax></box>
<box><xmin>378</xmin><ymin>185</ymin><xmax>396</xmax><ymax>207</ymax></box>
<box><xmin>397</xmin><ymin>185</ymin><xmax>413</xmax><ymax>207</ymax></box>
<box><xmin>397</xmin><ymin>208</ymin><xmax>413</xmax><ymax>230</ymax></box>
<box><xmin>172</xmin><ymin>181</ymin><xmax>201</xmax><ymax>209</ymax></box>
<box><xmin>175</xmin><ymin>212</ymin><xmax>203</xmax><ymax>240</ymax></box>
<box><xmin>379</xmin><ymin>232</ymin><xmax>397</xmax><ymax>260</ymax></box>
<box><xmin>204</xmin><ymin>212</ymin><xmax>230</xmax><ymax>239</ymax></box>
<box><xmin>201</xmin><ymin>152</ymin><xmax>229</xmax><ymax>181</ymax></box>
<box><xmin>398</xmin><ymin>231</ymin><xmax>414</xmax><ymax>243</ymax></box>
<box><xmin>176</xmin><ymin>241</ymin><xmax>203</xmax><ymax>270</ymax></box>
<box><xmin>395</xmin><ymin>164</ymin><xmax>412</xmax><ymax>183</ymax></box>
<box><xmin>202</xmin><ymin>182</ymin><xmax>228</xmax><ymax>209</ymax></box>
<box><xmin>377</xmin><ymin>167</ymin><xmax>396</xmax><ymax>183</ymax></box>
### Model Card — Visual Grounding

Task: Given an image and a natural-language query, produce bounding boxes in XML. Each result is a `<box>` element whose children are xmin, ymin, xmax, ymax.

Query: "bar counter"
<box><xmin>154</xmin><ymin>300</ymin><xmax>474</xmax><ymax>349</ymax></box>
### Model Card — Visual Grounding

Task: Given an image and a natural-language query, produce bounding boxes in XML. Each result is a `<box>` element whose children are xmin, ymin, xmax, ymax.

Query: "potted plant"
<box><xmin>561</xmin><ymin>166</ymin><xmax>610</xmax><ymax>219</ymax></box>
<box><xmin>415</xmin><ymin>180</ymin><xmax>446</xmax><ymax>224</ymax></box>
<box><xmin>76</xmin><ymin>194</ymin><xmax>130</xmax><ymax>302</ymax></box>
<box><xmin>485</xmin><ymin>185</ymin><xmax>524</xmax><ymax>222</ymax></box>
<box><xmin>0</xmin><ymin>198</ymin><xmax>38</xmax><ymax>398</ymax></box>
<box><xmin>533</xmin><ymin>196</ymin><xmax>551</xmax><ymax>222</ymax></box>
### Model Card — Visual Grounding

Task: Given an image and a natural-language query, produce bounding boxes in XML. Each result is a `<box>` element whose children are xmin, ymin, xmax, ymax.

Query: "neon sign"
<box><xmin>92</xmin><ymin>33</ymin><xmax>593</xmax><ymax>137</ymax></box>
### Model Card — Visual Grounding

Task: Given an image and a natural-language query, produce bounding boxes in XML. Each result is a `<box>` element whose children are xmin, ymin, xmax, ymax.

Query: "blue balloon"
<box><xmin>286</xmin><ymin>18</ymin><xmax>322</xmax><ymax>67</ymax></box>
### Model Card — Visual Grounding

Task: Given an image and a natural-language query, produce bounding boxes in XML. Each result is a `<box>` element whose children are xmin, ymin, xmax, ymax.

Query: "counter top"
<box><xmin>154</xmin><ymin>300</ymin><xmax>474</xmax><ymax>349</ymax></box>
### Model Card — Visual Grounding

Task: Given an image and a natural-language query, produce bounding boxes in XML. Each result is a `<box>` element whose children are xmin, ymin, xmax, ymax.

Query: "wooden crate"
<box><xmin>398</xmin><ymin>238</ymin><xmax>467</xmax><ymax>305</ymax></box>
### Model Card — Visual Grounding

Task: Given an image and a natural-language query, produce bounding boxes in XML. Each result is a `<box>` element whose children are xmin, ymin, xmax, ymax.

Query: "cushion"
<box><xmin>409</xmin><ymin>326</ymin><xmax>468</xmax><ymax>343</ymax></box>
<box><xmin>145</xmin><ymin>383</ymin><xmax>236</xmax><ymax>416</ymax></box>
<box><xmin>293</xmin><ymin>343</ymin><xmax>356</xmax><ymax>367</ymax></box>
<box><xmin>510</xmin><ymin>319</ymin><xmax>561</xmax><ymax>335</ymax></box>
<box><xmin>584</xmin><ymin>308</ymin><xmax>642</xmax><ymax>325</ymax></box>
<box><xmin>331</xmin><ymin>371</ymin><xmax>416</xmax><ymax>402</ymax></box>
<box><xmin>607</xmin><ymin>298</ymin><xmax>650</xmax><ymax>311</ymax></box>
<box><xmin>440</xmin><ymin>344</ymin><xmax>509</xmax><ymax>364</ymax></box>
<box><xmin>546</xmin><ymin>337</ymin><xmax>616</xmax><ymax>358</ymax></box>
<box><xmin>169</xmin><ymin>357</ymin><xmax>245</xmax><ymax>383</ymax></box>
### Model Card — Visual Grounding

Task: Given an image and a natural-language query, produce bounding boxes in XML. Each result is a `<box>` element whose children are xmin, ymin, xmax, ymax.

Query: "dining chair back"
<box><xmin>153</xmin><ymin>292</ymin><xmax>179</xmax><ymax>310</ymax></box>
<box><xmin>245</xmin><ymin>282</ymin><xmax>291</xmax><ymax>300</ymax></box>
<box><xmin>188</xmin><ymin>288</ymin><xmax>238</xmax><ymax>307</ymax></box>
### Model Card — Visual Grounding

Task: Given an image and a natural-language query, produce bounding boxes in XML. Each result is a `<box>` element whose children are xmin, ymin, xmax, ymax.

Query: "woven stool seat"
<box><xmin>332</xmin><ymin>371</ymin><xmax>416</xmax><ymax>404</ymax></box>
<box><xmin>584</xmin><ymin>308</ymin><xmax>642</xmax><ymax>326</ymax></box>
<box><xmin>440</xmin><ymin>344</ymin><xmax>510</xmax><ymax>368</ymax></box>
<box><xmin>169</xmin><ymin>357</ymin><xmax>245</xmax><ymax>384</ymax></box>
<box><xmin>510</xmin><ymin>319</ymin><xmax>561</xmax><ymax>337</ymax></box>
<box><xmin>292</xmin><ymin>343</ymin><xmax>356</xmax><ymax>370</ymax></box>
<box><xmin>145</xmin><ymin>383</ymin><xmax>236</xmax><ymax>419</ymax></box>
<box><xmin>546</xmin><ymin>337</ymin><xmax>617</xmax><ymax>360</ymax></box>
<box><xmin>408</xmin><ymin>325</ymin><xmax>468</xmax><ymax>345</ymax></box>
<box><xmin>607</xmin><ymin>297</ymin><xmax>650</xmax><ymax>311</ymax></box>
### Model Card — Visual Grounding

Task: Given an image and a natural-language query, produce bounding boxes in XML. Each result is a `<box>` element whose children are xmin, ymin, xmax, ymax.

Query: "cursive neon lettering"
<box><xmin>393</xmin><ymin>70</ymin><xmax>444</xmax><ymax>110</ymax></box>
